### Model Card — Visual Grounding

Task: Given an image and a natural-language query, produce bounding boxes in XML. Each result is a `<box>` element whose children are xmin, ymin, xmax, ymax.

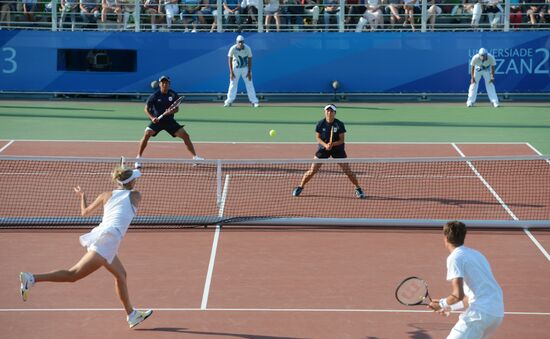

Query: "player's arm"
<box><xmin>315</xmin><ymin>132</ymin><xmax>330</xmax><ymax>150</ymax></box>
<box><xmin>470</xmin><ymin>64</ymin><xmax>476</xmax><ymax>83</ymax></box>
<box><xmin>429</xmin><ymin>277</ymin><xmax>466</xmax><ymax>312</ymax></box>
<box><xmin>228</xmin><ymin>56</ymin><xmax>235</xmax><ymax>80</ymax></box>
<box><xmin>247</xmin><ymin>56</ymin><xmax>253</xmax><ymax>80</ymax></box>
<box><xmin>144</xmin><ymin>104</ymin><xmax>158</xmax><ymax>123</ymax></box>
<box><xmin>331</xmin><ymin>132</ymin><xmax>345</xmax><ymax>147</ymax></box>
<box><xmin>74</xmin><ymin>187</ymin><xmax>110</xmax><ymax>216</ymax></box>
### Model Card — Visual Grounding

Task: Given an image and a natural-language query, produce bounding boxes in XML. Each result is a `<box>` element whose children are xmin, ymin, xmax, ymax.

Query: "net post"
<box><xmin>216</xmin><ymin>159</ymin><xmax>222</xmax><ymax>207</ymax></box>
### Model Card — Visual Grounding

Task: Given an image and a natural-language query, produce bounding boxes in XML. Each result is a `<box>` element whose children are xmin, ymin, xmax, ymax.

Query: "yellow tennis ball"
<box><xmin>269</xmin><ymin>129</ymin><xmax>277</xmax><ymax>137</ymax></box>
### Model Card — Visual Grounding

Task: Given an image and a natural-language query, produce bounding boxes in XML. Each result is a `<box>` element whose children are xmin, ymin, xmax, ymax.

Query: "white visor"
<box><xmin>117</xmin><ymin>169</ymin><xmax>141</xmax><ymax>185</ymax></box>
<box><xmin>324</xmin><ymin>104</ymin><xmax>337</xmax><ymax>112</ymax></box>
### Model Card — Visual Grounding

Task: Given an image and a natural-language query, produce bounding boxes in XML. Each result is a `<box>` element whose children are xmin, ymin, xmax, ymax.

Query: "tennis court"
<box><xmin>1</xmin><ymin>139</ymin><xmax>549</xmax><ymax>338</ymax></box>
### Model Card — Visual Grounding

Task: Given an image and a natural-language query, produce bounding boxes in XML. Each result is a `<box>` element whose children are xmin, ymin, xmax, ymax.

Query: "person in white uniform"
<box><xmin>467</xmin><ymin>48</ymin><xmax>499</xmax><ymax>108</ymax></box>
<box><xmin>224</xmin><ymin>35</ymin><xmax>260</xmax><ymax>107</ymax></box>
<box><xmin>429</xmin><ymin>221</ymin><xmax>504</xmax><ymax>339</ymax></box>
<box><xmin>19</xmin><ymin>167</ymin><xmax>153</xmax><ymax>329</ymax></box>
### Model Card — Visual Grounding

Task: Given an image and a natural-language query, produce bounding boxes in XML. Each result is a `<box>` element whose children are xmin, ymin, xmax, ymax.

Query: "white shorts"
<box><xmin>448</xmin><ymin>309</ymin><xmax>503</xmax><ymax>339</ymax></box>
<box><xmin>79</xmin><ymin>227</ymin><xmax>122</xmax><ymax>264</ymax></box>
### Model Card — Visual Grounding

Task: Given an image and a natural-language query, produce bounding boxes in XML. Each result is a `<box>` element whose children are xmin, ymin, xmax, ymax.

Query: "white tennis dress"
<box><xmin>79</xmin><ymin>190</ymin><xmax>136</xmax><ymax>264</ymax></box>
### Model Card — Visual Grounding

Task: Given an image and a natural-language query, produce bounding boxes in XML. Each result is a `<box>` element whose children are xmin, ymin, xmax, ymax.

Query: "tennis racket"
<box><xmin>395</xmin><ymin>276</ymin><xmax>432</xmax><ymax>306</ymax></box>
<box><xmin>158</xmin><ymin>96</ymin><xmax>184</xmax><ymax>120</ymax></box>
<box><xmin>329</xmin><ymin>124</ymin><xmax>335</xmax><ymax>144</ymax></box>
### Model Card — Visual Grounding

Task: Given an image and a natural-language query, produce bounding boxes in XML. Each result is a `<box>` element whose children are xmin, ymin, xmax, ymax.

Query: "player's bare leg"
<box><xmin>174</xmin><ymin>128</ymin><xmax>197</xmax><ymax>157</ymax></box>
<box><xmin>105</xmin><ymin>255</ymin><xmax>134</xmax><ymax>315</ymax></box>
<box><xmin>339</xmin><ymin>163</ymin><xmax>365</xmax><ymax>198</ymax></box>
<box><xmin>300</xmin><ymin>162</ymin><xmax>322</xmax><ymax>188</ymax></box>
<box><xmin>137</xmin><ymin>130</ymin><xmax>154</xmax><ymax>158</ymax></box>
<box><xmin>33</xmin><ymin>250</ymin><xmax>105</xmax><ymax>283</ymax></box>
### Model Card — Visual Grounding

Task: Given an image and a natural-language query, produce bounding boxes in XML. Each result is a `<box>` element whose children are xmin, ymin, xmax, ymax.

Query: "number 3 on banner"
<box><xmin>2</xmin><ymin>47</ymin><xmax>17</xmax><ymax>74</ymax></box>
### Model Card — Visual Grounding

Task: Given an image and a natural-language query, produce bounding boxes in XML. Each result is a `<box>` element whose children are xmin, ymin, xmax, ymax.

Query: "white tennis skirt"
<box><xmin>79</xmin><ymin>227</ymin><xmax>122</xmax><ymax>264</ymax></box>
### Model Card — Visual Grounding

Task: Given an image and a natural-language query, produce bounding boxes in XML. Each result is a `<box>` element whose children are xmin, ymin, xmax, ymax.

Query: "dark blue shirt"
<box><xmin>315</xmin><ymin>118</ymin><xmax>346</xmax><ymax>149</ymax></box>
<box><xmin>146</xmin><ymin>89</ymin><xmax>179</xmax><ymax>118</ymax></box>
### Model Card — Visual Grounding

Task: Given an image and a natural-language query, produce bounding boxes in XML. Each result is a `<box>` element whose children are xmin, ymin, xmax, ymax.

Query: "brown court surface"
<box><xmin>1</xmin><ymin>141</ymin><xmax>550</xmax><ymax>339</ymax></box>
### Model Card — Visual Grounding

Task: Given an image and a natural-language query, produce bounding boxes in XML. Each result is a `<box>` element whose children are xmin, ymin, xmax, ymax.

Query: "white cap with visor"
<box><xmin>324</xmin><ymin>104</ymin><xmax>337</xmax><ymax>112</ymax></box>
<box><xmin>117</xmin><ymin>169</ymin><xmax>141</xmax><ymax>185</ymax></box>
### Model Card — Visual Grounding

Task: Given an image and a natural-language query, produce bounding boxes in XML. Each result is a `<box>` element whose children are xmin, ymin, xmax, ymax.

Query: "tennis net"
<box><xmin>1</xmin><ymin>155</ymin><xmax>549</xmax><ymax>229</ymax></box>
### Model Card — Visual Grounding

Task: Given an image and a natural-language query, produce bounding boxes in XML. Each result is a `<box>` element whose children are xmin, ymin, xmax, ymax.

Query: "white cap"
<box><xmin>117</xmin><ymin>169</ymin><xmax>141</xmax><ymax>185</ymax></box>
<box><xmin>478</xmin><ymin>48</ymin><xmax>488</xmax><ymax>56</ymax></box>
<box><xmin>236</xmin><ymin>35</ymin><xmax>244</xmax><ymax>42</ymax></box>
<box><xmin>324</xmin><ymin>104</ymin><xmax>337</xmax><ymax>112</ymax></box>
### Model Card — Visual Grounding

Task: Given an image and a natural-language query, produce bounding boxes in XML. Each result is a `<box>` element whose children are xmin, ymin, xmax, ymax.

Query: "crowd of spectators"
<box><xmin>0</xmin><ymin>0</ymin><xmax>549</xmax><ymax>32</ymax></box>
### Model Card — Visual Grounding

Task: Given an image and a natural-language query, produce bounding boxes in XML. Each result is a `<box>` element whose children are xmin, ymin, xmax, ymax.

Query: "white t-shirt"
<box><xmin>446</xmin><ymin>246</ymin><xmax>504</xmax><ymax>317</ymax></box>
<box><xmin>470</xmin><ymin>53</ymin><xmax>496</xmax><ymax>73</ymax></box>
<box><xmin>228</xmin><ymin>44</ymin><xmax>253</xmax><ymax>69</ymax></box>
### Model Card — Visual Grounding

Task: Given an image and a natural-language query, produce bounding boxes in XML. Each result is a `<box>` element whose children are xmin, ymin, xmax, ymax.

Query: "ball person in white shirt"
<box><xmin>467</xmin><ymin>48</ymin><xmax>500</xmax><ymax>108</ymax></box>
<box><xmin>429</xmin><ymin>221</ymin><xmax>504</xmax><ymax>339</ymax></box>
<box><xmin>224</xmin><ymin>35</ymin><xmax>260</xmax><ymax>107</ymax></box>
<box><xmin>19</xmin><ymin>167</ymin><xmax>153</xmax><ymax>329</ymax></box>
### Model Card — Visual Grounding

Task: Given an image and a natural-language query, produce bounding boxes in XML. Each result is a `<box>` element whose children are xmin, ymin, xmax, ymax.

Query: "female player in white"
<box><xmin>429</xmin><ymin>220</ymin><xmax>504</xmax><ymax>338</ymax></box>
<box><xmin>19</xmin><ymin>166</ymin><xmax>153</xmax><ymax>329</ymax></box>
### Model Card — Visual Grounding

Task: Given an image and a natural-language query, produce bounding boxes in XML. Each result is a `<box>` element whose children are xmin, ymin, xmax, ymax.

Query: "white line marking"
<box><xmin>451</xmin><ymin>143</ymin><xmax>518</xmax><ymax>220</ymax></box>
<box><xmin>0</xmin><ymin>140</ymin><xmax>14</xmax><ymax>153</ymax></box>
<box><xmin>0</xmin><ymin>308</ymin><xmax>548</xmax><ymax>315</ymax></box>
<box><xmin>453</xmin><ymin>144</ymin><xmax>550</xmax><ymax>261</ymax></box>
<box><xmin>523</xmin><ymin>229</ymin><xmax>550</xmax><ymax>262</ymax></box>
<box><xmin>200</xmin><ymin>175</ymin><xmax>229</xmax><ymax>310</ymax></box>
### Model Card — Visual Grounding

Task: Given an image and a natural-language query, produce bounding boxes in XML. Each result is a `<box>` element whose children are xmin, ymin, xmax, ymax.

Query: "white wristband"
<box><xmin>439</xmin><ymin>298</ymin><xmax>448</xmax><ymax>309</ymax></box>
<box><xmin>450</xmin><ymin>301</ymin><xmax>465</xmax><ymax>311</ymax></box>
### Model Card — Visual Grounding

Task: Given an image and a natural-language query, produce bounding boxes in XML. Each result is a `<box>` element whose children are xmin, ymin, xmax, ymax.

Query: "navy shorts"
<box><xmin>147</xmin><ymin>118</ymin><xmax>183</xmax><ymax>137</ymax></box>
<box><xmin>315</xmin><ymin>146</ymin><xmax>347</xmax><ymax>159</ymax></box>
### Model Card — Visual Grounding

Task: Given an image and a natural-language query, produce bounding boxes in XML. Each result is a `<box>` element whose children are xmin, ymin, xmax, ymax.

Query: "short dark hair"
<box><xmin>443</xmin><ymin>221</ymin><xmax>467</xmax><ymax>246</ymax></box>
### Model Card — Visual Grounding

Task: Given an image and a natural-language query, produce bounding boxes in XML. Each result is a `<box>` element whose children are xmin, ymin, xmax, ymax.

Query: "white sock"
<box><xmin>127</xmin><ymin>309</ymin><xmax>137</xmax><ymax>319</ymax></box>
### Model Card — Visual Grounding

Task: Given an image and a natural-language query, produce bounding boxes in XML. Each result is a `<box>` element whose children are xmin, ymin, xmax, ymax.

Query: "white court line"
<box><xmin>200</xmin><ymin>174</ymin><xmax>229</xmax><ymax>310</ymax></box>
<box><xmin>0</xmin><ymin>140</ymin><xmax>14</xmax><ymax>153</ymax></box>
<box><xmin>0</xmin><ymin>308</ymin><xmax>548</xmax><ymax>316</ymax></box>
<box><xmin>451</xmin><ymin>143</ymin><xmax>518</xmax><ymax>220</ymax></box>
<box><xmin>452</xmin><ymin>143</ymin><xmax>550</xmax><ymax>262</ymax></box>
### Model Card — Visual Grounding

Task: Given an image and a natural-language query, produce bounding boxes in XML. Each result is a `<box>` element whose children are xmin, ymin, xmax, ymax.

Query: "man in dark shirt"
<box><xmin>135</xmin><ymin>75</ymin><xmax>203</xmax><ymax>169</ymax></box>
<box><xmin>292</xmin><ymin>104</ymin><xmax>365</xmax><ymax>199</ymax></box>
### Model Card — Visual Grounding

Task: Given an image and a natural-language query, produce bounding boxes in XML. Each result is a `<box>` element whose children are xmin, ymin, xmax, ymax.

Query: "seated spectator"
<box><xmin>119</xmin><ymin>0</ymin><xmax>137</xmax><ymax>30</ymax></box>
<box><xmin>210</xmin><ymin>0</ymin><xmax>241</xmax><ymax>32</ymax></box>
<box><xmin>485</xmin><ymin>0</ymin><xmax>502</xmax><ymax>30</ymax></box>
<box><xmin>470</xmin><ymin>0</ymin><xmax>483</xmax><ymax>30</ymax></box>
<box><xmin>143</xmin><ymin>0</ymin><xmax>163</xmax><ymax>31</ymax></box>
<box><xmin>383</xmin><ymin>0</ymin><xmax>402</xmax><ymax>29</ymax></box>
<box><xmin>281</xmin><ymin>0</ymin><xmax>304</xmax><ymax>31</ymax></box>
<box><xmin>509</xmin><ymin>0</ymin><xmax>523</xmax><ymax>29</ymax></box>
<box><xmin>264</xmin><ymin>0</ymin><xmax>280</xmax><ymax>32</ymax></box>
<box><xmin>162</xmin><ymin>0</ymin><xmax>180</xmax><ymax>30</ymax></box>
<box><xmin>323</xmin><ymin>0</ymin><xmax>340</xmax><ymax>31</ymax></box>
<box><xmin>425</xmin><ymin>0</ymin><xmax>441</xmax><ymax>31</ymax></box>
<box><xmin>526</xmin><ymin>0</ymin><xmax>545</xmax><ymax>27</ymax></box>
<box><xmin>80</xmin><ymin>0</ymin><xmax>101</xmax><ymax>28</ymax></box>
<box><xmin>302</xmin><ymin>0</ymin><xmax>320</xmax><ymax>30</ymax></box>
<box><xmin>101</xmin><ymin>0</ymin><xmax>122</xmax><ymax>26</ymax></box>
<box><xmin>22</xmin><ymin>0</ymin><xmax>38</xmax><ymax>23</ymax></box>
<box><xmin>355</xmin><ymin>0</ymin><xmax>383</xmax><ymax>32</ymax></box>
<box><xmin>241</xmin><ymin>0</ymin><xmax>260</xmax><ymax>28</ymax></box>
<box><xmin>344</xmin><ymin>0</ymin><xmax>364</xmax><ymax>30</ymax></box>
<box><xmin>197</xmin><ymin>0</ymin><xmax>215</xmax><ymax>31</ymax></box>
<box><xmin>0</xmin><ymin>0</ymin><xmax>16</xmax><ymax>28</ymax></box>
<box><xmin>402</xmin><ymin>0</ymin><xmax>419</xmax><ymax>31</ymax></box>
<box><xmin>59</xmin><ymin>0</ymin><xmax>80</xmax><ymax>30</ymax></box>
<box><xmin>180</xmin><ymin>0</ymin><xmax>201</xmax><ymax>32</ymax></box>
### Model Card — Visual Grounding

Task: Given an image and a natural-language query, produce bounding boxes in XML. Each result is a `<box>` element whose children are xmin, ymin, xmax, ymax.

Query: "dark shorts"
<box><xmin>146</xmin><ymin>118</ymin><xmax>183</xmax><ymax>137</ymax></box>
<box><xmin>315</xmin><ymin>145</ymin><xmax>347</xmax><ymax>159</ymax></box>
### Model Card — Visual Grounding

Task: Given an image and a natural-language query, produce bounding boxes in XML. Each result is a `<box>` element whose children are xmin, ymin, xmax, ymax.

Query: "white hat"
<box><xmin>117</xmin><ymin>169</ymin><xmax>141</xmax><ymax>185</ymax></box>
<box><xmin>236</xmin><ymin>35</ymin><xmax>244</xmax><ymax>42</ymax></box>
<box><xmin>478</xmin><ymin>48</ymin><xmax>488</xmax><ymax>55</ymax></box>
<box><xmin>324</xmin><ymin>104</ymin><xmax>337</xmax><ymax>112</ymax></box>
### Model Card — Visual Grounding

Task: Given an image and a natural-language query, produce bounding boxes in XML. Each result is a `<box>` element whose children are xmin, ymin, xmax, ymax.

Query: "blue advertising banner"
<box><xmin>0</xmin><ymin>31</ymin><xmax>548</xmax><ymax>94</ymax></box>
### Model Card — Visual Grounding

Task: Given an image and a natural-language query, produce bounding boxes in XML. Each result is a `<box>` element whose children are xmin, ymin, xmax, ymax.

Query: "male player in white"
<box><xmin>429</xmin><ymin>220</ymin><xmax>504</xmax><ymax>338</ymax></box>
<box><xmin>224</xmin><ymin>35</ymin><xmax>260</xmax><ymax>107</ymax></box>
<box><xmin>467</xmin><ymin>48</ymin><xmax>499</xmax><ymax>108</ymax></box>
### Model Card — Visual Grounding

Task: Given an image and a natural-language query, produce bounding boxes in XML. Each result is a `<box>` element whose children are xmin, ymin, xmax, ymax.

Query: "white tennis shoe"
<box><xmin>193</xmin><ymin>155</ymin><xmax>204</xmax><ymax>161</ymax></box>
<box><xmin>127</xmin><ymin>309</ymin><xmax>153</xmax><ymax>328</ymax></box>
<box><xmin>20</xmin><ymin>272</ymin><xmax>35</xmax><ymax>302</ymax></box>
<box><xmin>253</xmin><ymin>102</ymin><xmax>260</xmax><ymax>108</ymax></box>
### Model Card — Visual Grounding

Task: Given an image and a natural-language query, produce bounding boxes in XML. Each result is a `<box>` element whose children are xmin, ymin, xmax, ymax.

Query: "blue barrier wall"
<box><xmin>1</xmin><ymin>31</ymin><xmax>549</xmax><ymax>94</ymax></box>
